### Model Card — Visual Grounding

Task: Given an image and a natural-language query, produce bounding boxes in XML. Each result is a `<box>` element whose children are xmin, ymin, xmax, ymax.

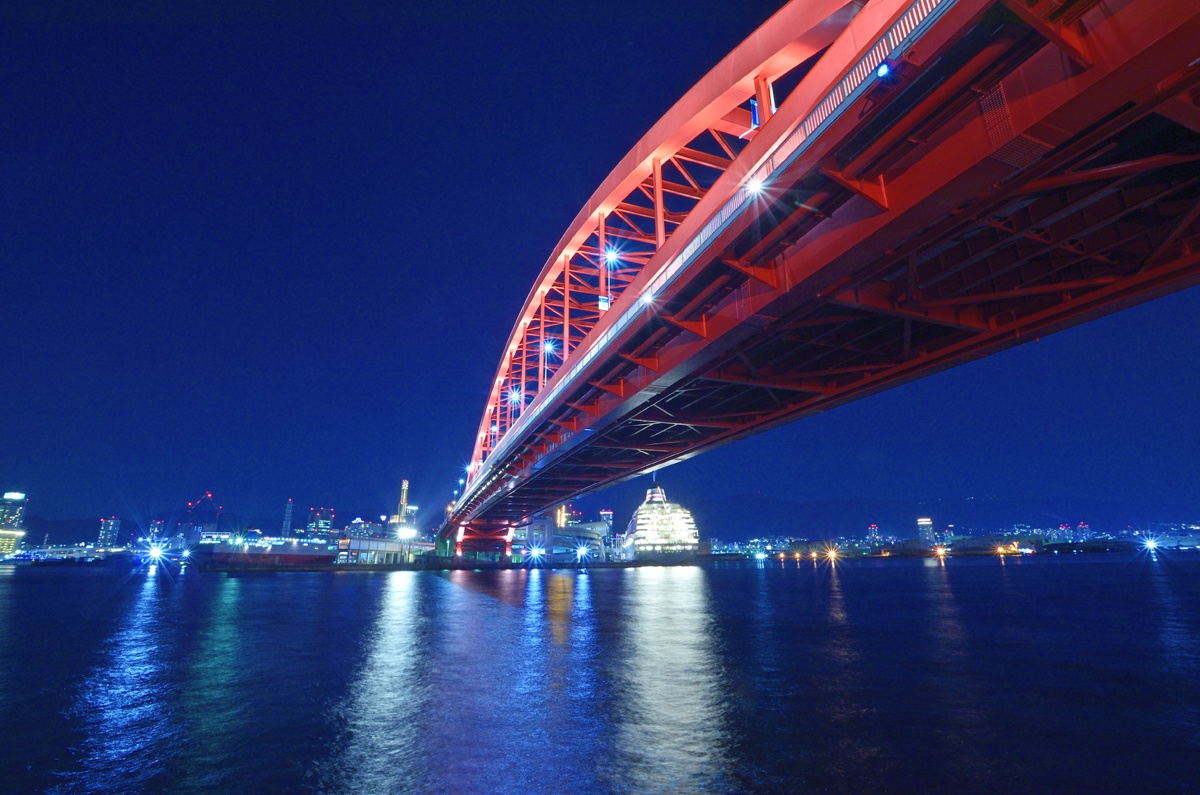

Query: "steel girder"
<box><xmin>445</xmin><ymin>0</ymin><xmax>1200</xmax><ymax>540</ymax></box>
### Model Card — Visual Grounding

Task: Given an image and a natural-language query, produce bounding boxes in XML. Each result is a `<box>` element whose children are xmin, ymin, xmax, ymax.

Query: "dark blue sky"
<box><xmin>3</xmin><ymin>1</ymin><xmax>1198</xmax><ymax>530</ymax></box>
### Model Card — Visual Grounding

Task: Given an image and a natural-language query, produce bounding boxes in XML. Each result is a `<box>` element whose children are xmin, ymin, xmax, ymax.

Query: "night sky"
<box><xmin>3</xmin><ymin>1</ymin><xmax>1199</xmax><ymax>532</ymax></box>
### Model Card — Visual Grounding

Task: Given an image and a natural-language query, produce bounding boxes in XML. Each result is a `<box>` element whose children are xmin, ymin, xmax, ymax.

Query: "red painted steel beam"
<box><xmin>445</xmin><ymin>0</ymin><xmax>1200</xmax><ymax>538</ymax></box>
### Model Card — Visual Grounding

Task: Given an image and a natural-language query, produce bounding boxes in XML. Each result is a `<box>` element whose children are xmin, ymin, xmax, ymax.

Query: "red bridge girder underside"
<box><xmin>445</xmin><ymin>0</ymin><xmax>1200</xmax><ymax>544</ymax></box>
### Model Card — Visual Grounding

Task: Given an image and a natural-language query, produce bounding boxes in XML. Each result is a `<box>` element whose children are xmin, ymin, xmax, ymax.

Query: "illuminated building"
<box><xmin>0</xmin><ymin>492</ymin><xmax>25</xmax><ymax>554</ymax></box>
<box><xmin>307</xmin><ymin>506</ymin><xmax>335</xmax><ymax>535</ymax></box>
<box><xmin>917</xmin><ymin>517</ymin><xmax>936</xmax><ymax>547</ymax></box>
<box><xmin>0</xmin><ymin>492</ymin><xmax>28</xmax><ymax>529</ymax></box>
<box><xmin>620</xmin><ymin>484</ymin><xmax>699</xmax><ymax>562</ymax></box>
<box><xmin>346</xmin><ymin>518</ymin><xmax>387</xmax><ymax>538</ymax></box>
<box><xmin>0</xmin><ymin>529</ymin><xmax>24</xmax><ymax>555</ymax></box>
<box><xmin>387</xmin><ymin>479</ymin><xmax>419</xmax><ymax>539</ymax></box>
<box><xmin>98</xmin><ymin>516</ymin><xmax>121</xmax><ymax>547</ymax></box>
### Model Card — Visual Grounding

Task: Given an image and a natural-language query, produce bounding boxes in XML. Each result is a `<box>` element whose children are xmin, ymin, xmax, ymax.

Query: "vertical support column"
<box><xmin>562</xmin><ymin>255</ymin><xmax>571</xmax><ymax>358</ymax></box>
<box><xmin>517</xmin><ymin>333</ymin><xmax>525</xmax><ymax>416</ymax></box>
<box><xmin>538</xmin><ymin>301</ymin><xmax>546</xmax><ymax>388</ymax></box>
<box><xmin>754</xmin><ymin>73</ymin><xmax>774</xmax><ymax>126</ymax></box>
<box><xmin>598</xmin><ymin>214</ymin><xmax>609</xmax><ymax>310</ymax></box>
<box><xmin>653</xmin><ymin>158</ymin><xmax>666</xmax><ymax>249</ymax></box>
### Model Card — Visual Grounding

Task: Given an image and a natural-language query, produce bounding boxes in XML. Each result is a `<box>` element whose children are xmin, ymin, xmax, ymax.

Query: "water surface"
<box><xmin>2</xmin><ymin>554</ymin><xmax>1197</xmax><ymax>793</ymax></box>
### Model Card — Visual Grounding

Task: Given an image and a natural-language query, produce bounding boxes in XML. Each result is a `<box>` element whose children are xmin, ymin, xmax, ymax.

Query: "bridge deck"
<box><xmin>445</xmin><ymin>0</ymin><xmax>1200</xmax><ymax>553</ymax></box>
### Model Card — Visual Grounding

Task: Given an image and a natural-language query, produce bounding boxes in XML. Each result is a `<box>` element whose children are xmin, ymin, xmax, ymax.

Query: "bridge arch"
<box><xmin>447</xmin><ymin>0</ymin><xmax>1200</xmax><ymax>555</ymax></box>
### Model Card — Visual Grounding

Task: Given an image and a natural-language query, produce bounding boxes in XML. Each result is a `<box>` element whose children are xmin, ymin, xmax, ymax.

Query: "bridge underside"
<box><xmin>446</xmin><ymin>0</ymin><xmax>1200</xmax><ymax>543</ymax></box>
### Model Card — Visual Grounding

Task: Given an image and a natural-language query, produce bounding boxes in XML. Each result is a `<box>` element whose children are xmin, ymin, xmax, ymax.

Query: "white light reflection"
<box><xmin>65</xmin><ymin>569</ymin><xmax>183</xmax><ymax>791</ymax></box>
<box><xmin>611</xmin><ymin>567</ymin><xmax>734</xmax><ymax>791</ymax></box>
<box><xmin>921</xmin><ymin>557</ymin><xmax>990</xmax><ymax>776</ymax></box>
<box><xmin>318</xmin><ymin>572</ymin><xmax>426</xmax><ymax>792</ymax></box>
<box><xmin>1148</xmin><ymin>554</ymin><xmax>1198</xmax><ymax>686</ymax></box>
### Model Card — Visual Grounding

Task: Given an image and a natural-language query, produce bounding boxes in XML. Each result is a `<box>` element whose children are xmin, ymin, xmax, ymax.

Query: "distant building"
<box><xmin>282</xmin><ymin>498</ymin><xmax>294</xmax><ymax>537</ymax></box>
<box><xmin>346</xmin><ymin>518</ymin><xmax>387</xmax><ymax>538</ymax></box>
<box><xmin>917</xmin><ymin>517</ymin><xmax>936</xmax><ymax>547</ymax></box>
<box><xmin>98</xmin><ymin>516</ymin><xmax>121</xmax><ymax>547</ymax></box>
<box><xmin>148</xmin><ymin>519</ymin><xmax>166</xmax><ymax>539</ymax></box>
<box><xmin>1</xmin><ymin>492</ymin><xmax>28</xmax><ymax>529</ymax></box>
<box><xmin>0</xmin><ymin>529</ymin><xmax>23</xmax><ymax>555</ymax></box>
<box><xmin>307</xmin><ymin>506</ymin><xmax>335</xmax><ymax>535</ymax></box>
<box><xmin>0</xmin><ymin>496</ymin><xmax>25</xmax><ymax>555</ymax></box>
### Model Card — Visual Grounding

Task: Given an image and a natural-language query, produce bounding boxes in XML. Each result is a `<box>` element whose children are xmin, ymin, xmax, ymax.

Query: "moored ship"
<box><xmin>190</xmin><ymin>540</ymin><xmax>338</xmax><ymax>568</ymax></box>
<box><xmin>619</xmin><ymin>484</ymin><xmax>700</xmax><ymax>564</ymax></box>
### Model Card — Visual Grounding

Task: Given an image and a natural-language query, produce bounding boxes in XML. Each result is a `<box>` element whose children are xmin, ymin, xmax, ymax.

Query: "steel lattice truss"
<box><xmin>448</xmin><ymin>0</ymin><xmax>1200</xmax><ymax>552</ymax></box>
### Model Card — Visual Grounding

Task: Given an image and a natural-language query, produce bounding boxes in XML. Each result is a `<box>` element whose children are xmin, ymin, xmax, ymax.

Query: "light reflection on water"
<box><xmin>1147</xmin><ymin>554</ymin><xmax>1200</xmax><ymax>733</ymax></box>
<box><xmin>8</xmin><ymin>555</ymin><xmax>1200</xmax><ymax>794</ymax></box>
<box><xmin>56</xmin><ymin>566</ymin><xmax>184</xmax><ymax>793</ymax></box>
<box><xmin>610</xmin><ymin>566</ymin><xmax>734</xmax><ymax>793</ymax></box>
<box><xmin>313</xmin><ymin>572</ymin><xmax>427</xmax><ymax>794</ymax></box>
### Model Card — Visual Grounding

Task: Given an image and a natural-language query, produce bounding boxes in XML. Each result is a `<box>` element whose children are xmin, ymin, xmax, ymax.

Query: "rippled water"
<box><xmin>2</xmin><ymin>554</ymin><xmax>1198</xmax><ymax>793</ymax></box>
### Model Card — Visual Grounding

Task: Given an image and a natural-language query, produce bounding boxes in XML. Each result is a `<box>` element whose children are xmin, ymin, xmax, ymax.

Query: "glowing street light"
<box><xmin>604</xmin><ymin>248</ymin><xmax>620</xmax><ymax>265</ymax></box>
<box><xmin>747</xmin><ymin>177</ymin><xmax>764</xmax><ymax>195</ymax></box>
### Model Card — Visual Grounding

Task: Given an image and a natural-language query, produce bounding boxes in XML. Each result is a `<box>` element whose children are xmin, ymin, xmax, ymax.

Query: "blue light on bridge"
<box><xmin>876</xmin><ymin>62</ymin><xmax>890</xmax><ymax>78</ymax></box>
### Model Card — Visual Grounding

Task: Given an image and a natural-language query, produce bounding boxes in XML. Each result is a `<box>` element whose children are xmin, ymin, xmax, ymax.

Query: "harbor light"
<box><xmin>181</xmin><ymin>549</ymin><xmax>190</xmax><ymax>559</ymax></box>
<box><xmin>1145</xmin><ymin>538</ymin><xmax>1158</xmax><ymax>550</ymax></box>
<box><xmin>149</xmin><ymin>546</ymin><xmax>163</xmax><ymax>561</ymax></box>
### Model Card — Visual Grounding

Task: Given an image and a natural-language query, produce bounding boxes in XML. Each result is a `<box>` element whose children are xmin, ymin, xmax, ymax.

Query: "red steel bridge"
<box><xmin>438</xmin><ymin>0</ymin><xmax>1200</xmax><ymax>557</ymax></box>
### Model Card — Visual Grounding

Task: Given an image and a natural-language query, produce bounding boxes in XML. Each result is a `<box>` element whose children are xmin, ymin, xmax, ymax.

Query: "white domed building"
<box><xmin>620</xmin><ymin>484</ymin><xmax>700</xmax><ymax>564</ymax></box>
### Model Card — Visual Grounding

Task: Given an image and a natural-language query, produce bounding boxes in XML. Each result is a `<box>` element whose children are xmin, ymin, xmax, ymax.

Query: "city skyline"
<box><xmin>3</xmin><ymin>0</ymin><xmax>1198</xmax><ymax>525</ymax></box>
